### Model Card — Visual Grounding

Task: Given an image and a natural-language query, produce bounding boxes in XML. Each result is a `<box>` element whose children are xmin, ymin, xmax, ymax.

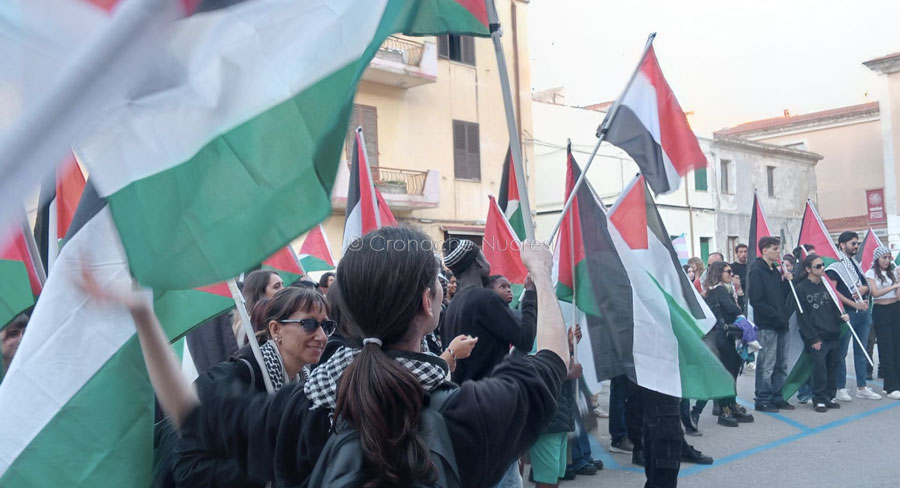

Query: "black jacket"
<box><xmin>748</xmin><ymin>258</ymin><xmax>792</xmax><ymax>330</ymax></box>
<box><xmin>182</xmin><ymin>350</ymin><xmax>566</xmax><ymax>488</ymax></box>
<box><xmin>706</xmin><ymin>285</ymin><xmax>742</xmax><ymax>326</ymax></box>
<box><xmin>794</xmin><ymin>278</ymin><xmax>843</xmax><ymax>346</ymax></box>
<box><xmin>442</xmin><ymin>287</ymin><xmax>537</xmax><ymax>383</ymax></box>
<box><xmin>173</xmin><ymin>348</ymin><xmax>269</xmax><ymax>488</ymax></box>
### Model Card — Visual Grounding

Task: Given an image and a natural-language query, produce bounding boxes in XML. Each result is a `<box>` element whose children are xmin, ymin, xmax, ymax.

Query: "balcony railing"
<box><xmin>372</xmin><ymin>166</ymin><xmax>427</xmax><ymax>196</ymax></box>
<box><xmin>375</xmin><ymin>35</ymin><xmax>425</xmax><ymax>67</ymax></box>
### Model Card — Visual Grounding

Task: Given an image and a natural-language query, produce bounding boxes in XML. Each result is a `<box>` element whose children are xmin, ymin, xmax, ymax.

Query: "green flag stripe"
<box><xmin>508</xmin><ymin>206</ymin><xmax>526</xmax><ymax>242</ymax></box>
<box><xmin>299</xmin><ymin>256</ymin><xmax>334</xmax><ymax>273</ymax></box>
<box><xmin>0</xmin><ymin>260</ymin><xmax>35</xmax><ymax>331</ymax></box>
<box><xmin>0</xmin><ymin>336</ymin><xmax>152</xmax><ymax>487</ymax></box>
<box><xmin>154</xmin><ymin>289</ymin><xmax>235</xmax><ymax>343</ymax></box>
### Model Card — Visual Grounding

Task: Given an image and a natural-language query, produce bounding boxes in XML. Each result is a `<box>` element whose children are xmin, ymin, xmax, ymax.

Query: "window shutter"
<box><xmin>453</xmin><ymin>120</ymin><xmax>467</xmax><ymax>179</ymax></box>
<box><xmin>344</xmin><ymin>105</ymin><xmax>360</xmax><ymax>160</ymax></box>
<box><xmin>461</xmin><ymin>36</ymin><xmax>476</xmax><ymax>66</ymax></box>
<box><xmin>466</xmin><ymin>122</ymin><xmax>481</xmax><ymax>180</ymax></box>
<box><xmin>438</xmin><ymin>35</ymin><xmax>449</xmax><ymax>59</ymax></box>
<box><xmin>361</xmin><ymin>105</ymin><xmax>378</xmax><ymax>166</ymax></box>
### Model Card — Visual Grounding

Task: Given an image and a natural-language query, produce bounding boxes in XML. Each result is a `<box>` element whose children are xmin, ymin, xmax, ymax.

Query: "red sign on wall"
<box><xmin>867</xmin><ymin>188</ymin><xmax>887</xmax><ymax>226</ymax></box>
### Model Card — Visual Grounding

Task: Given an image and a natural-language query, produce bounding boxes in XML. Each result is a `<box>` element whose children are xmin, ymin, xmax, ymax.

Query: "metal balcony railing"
<box><xmin>376</xmin><ymin>35</ymin><xmax>425</xmax><ymax>67</ymax></box>
<box><xmin>372</xmin><ymin>166</ymin><xmax>427</xmax><ymax>196</ymax></box>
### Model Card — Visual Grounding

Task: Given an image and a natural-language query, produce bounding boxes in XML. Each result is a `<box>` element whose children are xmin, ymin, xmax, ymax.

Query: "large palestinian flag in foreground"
<box><xmin>0</xmin><ymin>184</ymin><xmax>234</xmax><ymax>486</ymax></box>
<box><xmin>748</xmin><ymin>192</ymin><xmax>772</xmax><ymax>258</ymax></box>
<box><xmin>72</xmin><ymin>0</ymin><xmax>489</xmax><ymax>290</ymax></box>
<box><xmin>299</xmin><ymin>225</ymin><xmax>336</xmax><ymax>272</ymax></box>
<box><xmin>483</xmin><ymin>196</ymin><xmax>527</xmax><ymax>306</ymax></box>
<box><xmin>0</xmin><ymin>225</ymin><xmax>43</xmax><ymax>330</ymax></box>
<box><xmin>552</xmin><ymin>146</ymin><xmax>733</xmax><ymax>399</ymax></box>
<box><xmin>498</xmin><ymin>147</ymin><xmax>527</xmax><ymax>241</ymax></box>
<box><xmin>602</xmin><ymin>43</ymin><xmax>707</xmax><ymax>195</ymax></box>
<box><xmin>609</xmin><ymin>175</ymin><xmax>717</xmax><ymax>334</ymax></box>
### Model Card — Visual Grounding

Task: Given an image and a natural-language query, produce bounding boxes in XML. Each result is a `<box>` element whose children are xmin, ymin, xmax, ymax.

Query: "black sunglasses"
<box><xmin>812</xmin><ymin>264</ymin><xmax>825</xmax><ymax>270</ymax></box>
<box><xmin>279</xmin><ymin>318</ymin><xmax>337</xmax><ymax>336</ymax></box>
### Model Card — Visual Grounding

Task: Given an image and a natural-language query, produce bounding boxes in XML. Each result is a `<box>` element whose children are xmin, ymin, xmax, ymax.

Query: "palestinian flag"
<box><xmin>0</xmin><ymin>183</ymin><xmax>234</xmax><ymax>486</ymax></box>
<box><xmin>483</xmin><ymin>196</ymin><xmax>527</xmax><ymax>306</ymax></box>
<box><xmin>0</xmin><ymin>225</ymin><xmax>43</xmax><ymax>330</ymax></box>
<box><xmin>34</xmin><ymin>154</ymin><xmax>87</xmax><ymax>272</ymax></box>
<box><xmin>552</xmin><ymin>146</ymin><xmax>733</xmax><ymax>399</ymax></box>
<box><xmin>262</xmin><ymin>246</ymin><xmax>306</xmax><ymax>286</ymax></box>
<box><xmin>68</xmin><ymin>0</ymin><xmax>489</xmax><ymax>290</ymax></box>
<box><xmin>608</xmin><ymin>174</ymin><xmax>716</xmax><ymax>334</ymax></box>
<box><xmin>797</xmin><ymin>201</ymin><xmax>842</xmax><ymax>266</ymax></box>
<box><xmin>498</xmin><ymin>146</ymin><xmax>526</xmax><ymax>240</ymax></box>
<box><xmin>299</xmin><ymin>225</ymin><xmax>336</xmax><ymax>272</ymax></box>
<box><xmin>748</xmin><ymin>192</ymin><xmax>772</xmax><ymax>258</ymax></box>
<box><xmin>603</xmin><ymin>43</ymin><xmax>706</xmax><ymax>195</ymax></box>
<box><xmin>343</xmin><ymin>129</ymin><xmax>399</xmax><ymax>251</ymax></box>
<box><xmin>857</xmin><ymin>228</ymin><xmax>884</xmax><ymax>272</ymax></box>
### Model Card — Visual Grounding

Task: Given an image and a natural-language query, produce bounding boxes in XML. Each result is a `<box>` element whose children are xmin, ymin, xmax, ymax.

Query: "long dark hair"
<box><xmin>334</xmin><ymin>226</ymin><xmax>439</xmax><ymax>487</ymax></box>
<box><xmin>243</xmin><ymin>270</ymin><xmax>278</xmax><ymax>312</ymax></box>
<box><xmin>798</xmin><ymin>253</ymin><xmax>821</xmax><ymax>282</ymax></box>
<box><xmin>704</xmin><ymin>261</ymin><xmax>729</xmax><ymax>291</ymax></box>
<box><xmin>873</xmin><ymin>254</ymin><xmax>896</xmax><ymax>285</ymax></box>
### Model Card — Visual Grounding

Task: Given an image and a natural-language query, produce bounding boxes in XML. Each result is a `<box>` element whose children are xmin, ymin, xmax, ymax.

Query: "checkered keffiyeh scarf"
<box><xmin>259</xmin><ymin>340</ymin><xmax>307</xmax><ymax>390</ymax></box>
<box><xmin>304</xmin><ymin>346</ymin><xmax>449</xmax><ymax>410</ymax></box>
<box><xmin>827</xmin><ymin>250</ymin><xmax>865</xmax><ymax>296</ymax></box>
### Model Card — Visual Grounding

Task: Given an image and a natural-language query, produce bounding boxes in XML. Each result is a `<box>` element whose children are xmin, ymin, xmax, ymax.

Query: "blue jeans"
<box><xmin>797</xmin><ymin>378</ymin><xmax>812</xmax><ymax>402</ymax></box>
<box><xmin>609</xmin><ymin>375</ymin><xmax>628</xmax><ymax>443</ymax></box>
<box><xmin>836</xmin><ymin>308</ymin><xmax>873</xmax><ymax>389</ymax></box>
<box><xmin>568</xmin><ymin>415</ymin><xmax>593</xmax><ymax>471</ymax></box>
<box><xmin>755</xmin><ymin>328</ymin><xmax>788</xmax><ymax>405</ymax></box>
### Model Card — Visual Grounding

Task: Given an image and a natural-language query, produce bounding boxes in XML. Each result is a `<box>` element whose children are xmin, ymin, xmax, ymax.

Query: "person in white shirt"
<box><xmin>865</xmin><ymin>246</ymin><xmax>900</xmax><ymax>400</ymax></box>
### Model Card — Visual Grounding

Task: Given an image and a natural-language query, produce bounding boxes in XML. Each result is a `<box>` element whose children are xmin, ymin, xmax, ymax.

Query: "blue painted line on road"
<box><xmin>678</xmin><ymin>398</ymin><xmax>900</xmax><ymax>477</ymax></box>
<box><xmin>734</xmin><ymin>397</ymin><xmax>812</xmax><ymax>432</ymax></box>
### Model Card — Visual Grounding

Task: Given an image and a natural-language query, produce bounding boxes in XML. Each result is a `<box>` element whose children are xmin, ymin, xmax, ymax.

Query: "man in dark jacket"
<box><xmin>731</xmin><ymin>243</ymin><xmax>749</xmax><ymax>312</ymax></box>
<box><xmin>749</xmin><ymin>236</ymin><xmax>794</xmax><ymax>412</ymax></box>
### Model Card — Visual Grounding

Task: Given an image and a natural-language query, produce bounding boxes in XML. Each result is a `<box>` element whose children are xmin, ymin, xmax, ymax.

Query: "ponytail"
<box><xmin>335</xmin><ymin>343</ymin><xmax>435</xmax><ymax>487</ymax></box>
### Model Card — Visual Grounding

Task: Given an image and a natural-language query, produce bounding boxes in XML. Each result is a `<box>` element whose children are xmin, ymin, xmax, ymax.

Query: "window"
<box><xmin>767</xmin><ymin>166</ymin><xmax>775</xmax><ymax>197</ymax></box>
<box><xmin>453</xmin><ymin>120</ymin><xmax>481</xmax><ymax>180</ymax></box>
<box><xmin>344</xmin><ymin>104</ymin><xmax>378</xmax><ymax>166</ymax></box>
<box><xmin>438</xmin><ymin>35</ymin><xmax>476</xmax><ymax>66</ymax></box>
<box><xmin>694</xmin><ymin>167</ymin><xmax>708</xmax><ymax>192</ymax></box>
<box><xmin>700</xmin><ymin>237</ymin><xmax>711</xmax><ymax>264</ymax></box>
<box><xmin>719</xmin><ymin>159</ymin><xmax>733</xmax><ymax>194</ymax></box>
<box><xmin>727</xmin><ymin>236</ymin><xmax>739</xmax><ymax>262</ymax></box>
<box><xmin>444</xmin><ymin>231</ymin><xmax>483</xmax><ymax>249</ymax></box>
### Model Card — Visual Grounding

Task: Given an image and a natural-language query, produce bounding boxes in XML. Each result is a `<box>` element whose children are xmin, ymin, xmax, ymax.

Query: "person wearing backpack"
<box><xmin>85</xmin><ymin>226</ymin><xmax>570</xmax><ymax>488</ymax></box>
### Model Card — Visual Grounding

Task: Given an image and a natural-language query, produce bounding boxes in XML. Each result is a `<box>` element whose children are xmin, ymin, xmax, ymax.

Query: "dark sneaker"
<box><xmin>681</xmin><ymin>445</ymin><xmax>714</xmax><ymax>465</ymax></box>
<box><xmin>561</xmin><ymin>471</ymin><xmax>577</xmax><ymax>481</ymax></box>
<box><xmin>731</xmin><ymin>404</ymin><xmax>755</xmax><ymax>423</ymax></box>
<box><xmin>591</xmin><ymin>459</ymin><xmax>604</xmax><ymax>470</ymax></box>
<box><xmin>717</xmin><ymin>406</ymin><xmax>739</xmax><ymax>427</ymax></box>
<box><xmin>609</xmin><ymin>438</ymin><xmax>634</xmax><ymax>453</ymax></box>
<box><xmin>685</xmin><ymin>426</ymin><xmax>702</xmax><ymax>436</ymax></box>
<box><xmin>574</xmin><ymin>464</ymin><xmax>598</xmax><ymax>476</ymax></box>
<box><xmin>632</xmin><ymin>449</ymin><xmax>645</xmax><ymax>467</ymax></box>
<box><xmin>711</xmin><ymin>404</ymin><xmax>722</xmax><ymax>416</ymax></box>
<box><xmin>774</xmin><ymin>401</ymin><xmax>795</xmax><ymax>410</ymax></box>
<box><xmin>825</xmin><ymin>400</ymin><xmax>841</xmax><ymax>409</ymax></box>
<box><xmin>815</xmin><ymin>403</ymin><xmax>828</xmax><ymax>413</ymax></box>
<box><xmin>755</xmin><ymin>403</ymin><xmax>779</xmax><ymax>412</ymax></box>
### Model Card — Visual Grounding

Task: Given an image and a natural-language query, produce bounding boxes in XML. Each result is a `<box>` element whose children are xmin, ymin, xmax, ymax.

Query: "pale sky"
<box><xmin>528</xmin><ymin>0</ymin><xmax>900</xmax><ymax>136</ymax></box>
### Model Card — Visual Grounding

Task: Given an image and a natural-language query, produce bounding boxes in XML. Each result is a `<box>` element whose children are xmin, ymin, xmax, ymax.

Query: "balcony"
<box><xmin>362</xmin><ymin>35</ymin><xmax>437</xmax><ymax>88</ymax></box>
<box><xmin>331</xmin><ymin>162</ymin><xmax>440</xmax><ymax>211</ymax></box>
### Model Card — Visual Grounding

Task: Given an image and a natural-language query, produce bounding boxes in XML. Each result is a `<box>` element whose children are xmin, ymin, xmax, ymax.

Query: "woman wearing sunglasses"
<box><xmin>168</xmin><ymin>286</ymin><xmax>333</xmax><ymax>488</ymax></box>
<box><xmin>795</xmin><ymin>254</ymin><xmax>850</xmax><ymax>412</ymax></box>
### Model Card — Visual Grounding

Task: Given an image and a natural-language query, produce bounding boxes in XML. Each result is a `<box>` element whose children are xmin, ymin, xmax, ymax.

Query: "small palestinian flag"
<box><xmin>797</xmin><ymin>201</ymin><xmax>842</xmax><ymax>266</ymax></box>
<box><xmin>343</xmin><ymin>129</ymin><xmax>397</xmax><ymax>251</ymax></box>
<box><xmin>498</xmin><ymin>146</ymin><xmax>526</xmax><ymax>240</ymax></box>
<box><xmin>483</xmin><ymin>196</ymin><xmax>527</xmax><ymax>306</ymax></box>
<box><xmin>262</xmin><ymin>246</ymin><xmax>305</xmax><ymax>286</ymax></box>
<box><xmin>0</xmin><ymin>225</ymin><xmax>43</xmax><ymax>330</ymax></box>
<box><xmin>299</xmin><ymin>224</ymin><xmax>336</xmax><ymax>272</ymax></box>
<box><xmin>857</xmin><ymin>228</ymin><xmax>884</xmax><ymax>272</ymax></box>
<box><xmin>748</xmin><ymin>192</ymin><xmax>772</xmax><ymax>258</ymax></box>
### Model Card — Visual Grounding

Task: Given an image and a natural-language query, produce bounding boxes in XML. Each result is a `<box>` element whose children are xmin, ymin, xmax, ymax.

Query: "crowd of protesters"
<box><xmin>5</xmin><ymin>227</ymin><xmax>900</xmax><ymax>488</ymax></box>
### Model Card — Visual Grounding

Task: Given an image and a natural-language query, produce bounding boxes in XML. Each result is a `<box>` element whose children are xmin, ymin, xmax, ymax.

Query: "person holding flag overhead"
<box><xmin>825</xmin><ymin>232</ymin><xmax>880</xmax><ymax>401</ymax></box>
<box><xmin>865</xmin><ymin>246</ymin><xmax>900</xmax><ymax>400</ymax></box>
<box><xmin>794</xmin><ymin>254</ymin><xmax>850</xmax><ymax>412</ymax></box>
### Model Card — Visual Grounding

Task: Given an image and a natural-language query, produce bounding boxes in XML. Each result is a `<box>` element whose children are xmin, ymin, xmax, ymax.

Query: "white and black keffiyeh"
<box><xmin>304</xmin><ymin>346</ymin><xmax>449</xmax><ymax>410</ymax></box>
<box><xmin>827</xmin><ymin>250</ymin><xmax>865</xmax><ymax>296</ymax></box>
<box><xmin>259</xmin><ymin>340</ymin><xmax>308</xmax><ymax>390</ymax></box>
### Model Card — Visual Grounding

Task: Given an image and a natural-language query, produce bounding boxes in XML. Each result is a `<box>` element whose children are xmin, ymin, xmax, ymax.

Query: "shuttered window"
<box><xmin>453</xmin><ymin>120</ymin><xmax>481</xmax><ymax>180</ymax></box>
<box><xmin>438</xmin><ymin>35</ymin><xmax>476</xmax><ymax>66</ymax></box>
<box><xmin>344</xmin><ymin>104</ymin><xmax>378</xmax><ymax>166</ymax></box>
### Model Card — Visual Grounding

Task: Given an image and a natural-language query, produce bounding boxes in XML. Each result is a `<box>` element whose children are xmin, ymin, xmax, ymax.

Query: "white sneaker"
<box><xmin>856</xmin><ymin>387</ymin><xmax>882</xmax><ymax>400</ymax></box>
<box><xmin>836</xmin><ymin>389</ymin><xmax>853</xmax><ymax>402</ymax></box>
<box><xmin>887</xmin><ymin>391</ymin><xmax>900</xmax><ymax>400</ymax></box>
<box><xmin>747</xmin><ymin>362</ymin><xmax>756</xmax><ymax>371</ymax></box>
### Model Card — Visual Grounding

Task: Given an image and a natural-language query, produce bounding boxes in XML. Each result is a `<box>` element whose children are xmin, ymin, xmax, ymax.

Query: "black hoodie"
<box><xmin>794</xmin><ymin>278</ymin><xmax>843</xmax><ymax>345</ymax></box>
<box><xmin>748</xmin><ymin>257</ymin><xmax>792</xmax><ymax>330</ymax></box>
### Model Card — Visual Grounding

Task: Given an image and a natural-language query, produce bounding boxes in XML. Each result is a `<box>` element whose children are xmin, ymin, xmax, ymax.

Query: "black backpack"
<box><xmin>307</xmin><ymin>384</ymin><xmax>461</xmax><ymax>488</ymax></box>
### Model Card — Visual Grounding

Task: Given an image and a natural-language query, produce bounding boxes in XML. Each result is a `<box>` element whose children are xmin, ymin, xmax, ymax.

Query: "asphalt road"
<box><xmin>525</xmin><ymin>360</ymin><xmax>900</xmax><ymax>488</ymax></box>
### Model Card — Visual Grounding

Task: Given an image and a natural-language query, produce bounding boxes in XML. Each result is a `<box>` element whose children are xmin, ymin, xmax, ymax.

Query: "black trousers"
<box><xmin>625</xmin><ymin>381</ymin><xmax>682</xmax><ymax>488</ymax></box>
<box><xmin>809</xmin><ymin>339</ymin><xmax>840</xmax><ymax>405</ymax></box>
<box><xmin>873</xmin><ymin>302</ymin><xmax>900</xmax><ymax>393</ymax></box>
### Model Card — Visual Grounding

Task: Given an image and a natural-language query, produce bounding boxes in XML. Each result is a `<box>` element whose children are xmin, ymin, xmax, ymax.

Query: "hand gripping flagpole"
<box><xmin>227</xmin><ymin>279</ymin><xmax>275</xmax><ymax>394</ymax></box>
<box><xmin>549</xmin><ymin>33</ymin><xmax>657</xmax><ymax>245</ymax></box>
<box><xmin>486</xmin><ymin>0</ymin><xmax>535</xmax><ymax>241</ymax></box>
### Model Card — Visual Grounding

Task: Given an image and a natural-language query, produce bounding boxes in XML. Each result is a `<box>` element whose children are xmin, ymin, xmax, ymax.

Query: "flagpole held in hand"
<box><xmin>227</xmin><ymin>279</ymin><xmax>275</xmax><ymax>394</ymax></box>
<box><xmin>549</xmin><ymin>33</ymin><xmax>657</xmax><ymax>245</ymax></box>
